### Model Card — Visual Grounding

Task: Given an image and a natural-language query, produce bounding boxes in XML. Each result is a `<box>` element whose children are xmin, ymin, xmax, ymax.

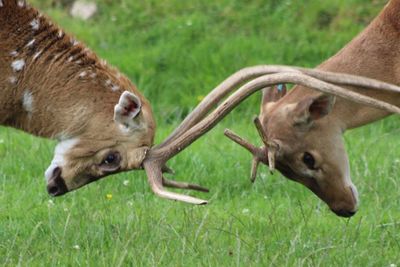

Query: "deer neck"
<box><xmin>317</xmin><ymin>0</ymin><xmax>400</xmax><ymax>130</ymax></box>
<box><xmin>0</xmin><ymin>2</ymin><xmax>127</xmax><ymax>139</ymax></box>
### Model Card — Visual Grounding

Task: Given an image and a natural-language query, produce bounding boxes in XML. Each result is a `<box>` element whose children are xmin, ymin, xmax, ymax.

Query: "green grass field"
<box><xmin>1</xmin><ymin>0</ymin><xmax>400</xmax><ymax>266</ymax></box>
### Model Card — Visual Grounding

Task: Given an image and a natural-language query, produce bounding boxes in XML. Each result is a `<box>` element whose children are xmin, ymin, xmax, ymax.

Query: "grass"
<box><xmin>1</xmin><ymin>0</ymin><xmax>400</xmax><ymax>266</ymax></box>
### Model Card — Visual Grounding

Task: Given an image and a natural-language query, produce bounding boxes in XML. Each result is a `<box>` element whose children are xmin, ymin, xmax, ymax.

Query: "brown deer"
<box><xmin>221</xmin><ymin>0</ymin><xmax>400</xmax><ymax>217</ymax></box>
<box><xmin>0</xmin><ymin>0</ymin><xmax>160</xmax><ymax>196</ymax></box>
<box><xmin>2</xmin><ymin>0</ymin><xmax>399</xmax><ymax>206</ymax></box>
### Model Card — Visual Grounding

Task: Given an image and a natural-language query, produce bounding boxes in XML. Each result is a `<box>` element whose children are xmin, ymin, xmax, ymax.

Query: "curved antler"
<box><xmin>159</xmin><ymin>65</ymin><xmax>400</xmax><ymax>150</ymax></box>
<box><xmin>143</xmin><ymin>71</ymin><xmax>400</xmax><ymax>204</ymax></box>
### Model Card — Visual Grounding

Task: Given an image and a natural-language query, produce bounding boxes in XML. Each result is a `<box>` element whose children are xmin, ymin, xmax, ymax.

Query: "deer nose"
<box><xmin>332</xmin><ymin>209</ymin><xmax>357</xmax><ymax>218</ymax></box>
<box><xmin>46</xmin><ymin>167</ymin><xmax>68</xmax><ymax>196</ymax></box>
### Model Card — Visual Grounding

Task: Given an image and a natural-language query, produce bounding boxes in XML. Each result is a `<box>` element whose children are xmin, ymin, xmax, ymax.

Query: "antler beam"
<box><xmin>159</xmin><ymin>65</ymin><xmax>400</xmax><ymax>150</ymax></box>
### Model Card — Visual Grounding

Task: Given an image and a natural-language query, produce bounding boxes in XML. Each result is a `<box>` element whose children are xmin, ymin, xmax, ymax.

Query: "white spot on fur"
<box><xmin>11</xmin><ymin>59</ymin><xmax>25</xmax><ymax>72</ymax></box>
<box><xmin>75</xmin><ymin>60</ymin><xmax>82</xmax><ymax>64</ymax></box>
<box><xmin>71</xmin><ymin>38</ymin><xmax>79</xmax><ymax>46</ymax></box>
<box><xmin>10</xmin><ymin>51</ymin><xmax>18</xmax><ymax>57</ymax></box>
<box><xmin>44</xmin><ymin>138</ymin><xmax>79</xmax><ymax>181</ymax></box>
<box><xmin>22</xmin><ymin>90</ymin><xmax>34</xmax><ymax>114</ymax></box>
<box><xmin>9</xmin><ymin>76</ymin><xmax>17</xmax><ymax>84</ymax></box>
<box><xmin>30</xmin><ymin>18</ymin><xmax>40</xmax><ymax>30</ymax></box>
<box><xmin>105</xmin><ymin>79</ymin><xmax>112</xmax><ymax>86</ymax></box>
<box><xmin>90</xmin><ymin>72</ymin><xmax>97</xmax><ymax>78</ymax></box>
<box><xmin>79</xmin><ymin>71</ymin><xmax>87</xmax><ymax>78</ymax></box>
<box><xmin>111</xmin><ymin>84</ymin><xmax>120</xmax><ymax>92</ymax></box>
<box><xmin>33</xmin><ymin>50</ymin><xmax>43</xmax><ymax>60</ymax></box>
<box><xmin>26</xmin><ymin>39</ymin><xmax>35</xmax><ymax>47</ymax></box>
<box><xmin>58</xmin><ymin>30</ymin><xmax>64</xmax><ymax>38</ymax></box>
<box><xmin>18</xmin><ymin>0</ymin><xmax>25</xmax><ymax>7</ymax></box>
<box><xmin>0</xmin><ymin>0</ymin><xmax>3</xmax><ymax>7</ymax></box>
<box><xmin>68</xmin><ymin>56</ymin><xmax>74</xmax><ymax>62</ymax></box>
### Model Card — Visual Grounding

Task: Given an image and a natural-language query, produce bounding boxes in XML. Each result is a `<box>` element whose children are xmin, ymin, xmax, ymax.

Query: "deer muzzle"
<box><xmin>46</xmin><ymin>166</ymin><xmax>68</xmax><ymax>197</ymax></box>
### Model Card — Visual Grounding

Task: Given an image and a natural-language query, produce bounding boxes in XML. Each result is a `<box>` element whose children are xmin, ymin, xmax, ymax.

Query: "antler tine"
<box><xmin>224</xmin><ymin>128</ymin><xmax>267</xmax><ymax>182</ymax></box>
<box><xmin>162</xmin><ymin>177</ymin><xmax>209</xmax><ymax>192</ymax></box>
<box><xmin>250</xmin><ymin>157</ymin><xmax>260</xmax><ymax>183</ymax></box>
<box><xmin>144</xmin><ymin>159</ymin><xmax>208</xmax><ymax>205</ymax></box>
<box><xmin>157</xmin><ymin>65</ymin><xmax>400</xmax><ymax>151</ymax></box>
<box><xmin>224</xmin><ymin>129</ymin><xmax>261</xmax><ymax>156</ymax></box>
<box><xmin>253</xmin><ymin>117</ymin><xmax>268</xmax><ymax>145</ymax></box>
<box><xmin>144</xmin><ymin>71</ymin><xmax>400</xmax><ymax>205</ymax></box>
<box><xmin>253</xmin><ymin>116</ymin><xmax>277</xmax><ymax>174</ymax></box>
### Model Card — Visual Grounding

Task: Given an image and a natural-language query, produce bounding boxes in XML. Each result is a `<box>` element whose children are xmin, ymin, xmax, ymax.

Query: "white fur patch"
<box><xmin>0</xmin><ymin>0</ymin><xmax>3</xmax><ymax>7</ymax></box>
<box><xmin>44</xmin><ymin>138</ymin><xmax>79</xmax><ymax>181</ymax></box>
<box><xmin>111</xmin><ymin>84</ymin><xmax>120</xmax><ymax>92</ymax></box>
<box><xmin>22</xmin><ymin>90</ymin><xmax>34</xmax><ymax>113</ymax></box>
<box><xmin>10</xmin><ymin>51</ymin><xmax>18</xmax><ymax>57</ymax></box>
<box><xmin>11</xmin><ymin>59</ymin><xmax>25</xmax><ymax>72</ymax></box>
<box><xmin>30</xmin><ymin>18</ymin><xmax>40</xmax><ymax>30</ymax></box>
<box><xmin>17</xmin><ymin>0</ymin><xmax>25</xmax><ymax>7</ymax></box>
<box><xmin>343</xmin><ymin>161</ymin><xmax>359</xmax><ymax>209</ymax></box>
<box><xmin>9</xmin><ymin>76</ymin><xmax>17</xmax><ymax>84</ymax></box>
<box><xmin>58</xmin><ymin>30</ymin><xmax>64</xmax><ymax>38</ymax></box>
<box><xmin>33</xmin><ymin>50</ymin><xmax>43</xmax><ymax>61</ymax></box>
<box><xmin>79</xmin><ymin>71</ymin><xmax>87</xmax><ymax>78</ymax></box>
<box><xmin>26</xmin><ymin>39</ymin><xmax>35</xmax><ymax>47</ymax></box>
<box><xmin>71</xmin><ymin>39</ymin><xmax>79</xmax><ymax>46</ymax></box>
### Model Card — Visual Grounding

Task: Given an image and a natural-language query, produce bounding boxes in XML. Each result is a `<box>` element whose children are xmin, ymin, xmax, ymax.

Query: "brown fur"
<box><xmin>260</xmin><ymin>0</ymin><xmax>400</xmax><ymax>217</ymax></box>
<box><xmin>0</xmin><ymin>1</ymin><xmax>155</xmax><ymax>193</ymax></box>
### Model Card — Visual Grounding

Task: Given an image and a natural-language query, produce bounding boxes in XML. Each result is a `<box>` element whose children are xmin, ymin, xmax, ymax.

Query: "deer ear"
<box><xmin>293</xmin><ymin>94</ymin><xmax>335</xmax><ymax>125</ymax></box>
<box><xmin>114</xmin><ymin>91</ymin><xmax>142</xmax><ymax>129</ymax></box>
<box><xmin>262</xmin><ymin>84</ymin><xmax>287</xmax><ymax>105</ymax></box>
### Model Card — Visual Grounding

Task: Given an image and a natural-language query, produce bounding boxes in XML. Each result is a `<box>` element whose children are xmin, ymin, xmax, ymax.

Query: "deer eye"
<box><xmin>302</xmin><ymin>152</ymin><xmax>316</xmax><ymax>170</ymax></box>
<box><xmin>100</xmin><ymin>152</ymin><xmax>121</xmax><ymax>172</ymax></box>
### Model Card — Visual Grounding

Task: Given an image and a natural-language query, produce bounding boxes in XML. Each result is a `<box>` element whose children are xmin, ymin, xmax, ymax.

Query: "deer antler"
<box><xmin>159</xmin><ymin>65</ymin><xmax>400</xmax><ymax>150</ymax></box>
<box><xmin>224</xmin><ymin>127</ymin><xmax>266</xmax><ymax>182</ymax></box>
<box><xmin>142</xmin><ymin>70</ymin><xmax>400</xmax><ymax>204</ymax></box>
<box><xmin>224</xmin><ymin>117</ymin><xmax>276</xmax><ymax>182</ymax></box>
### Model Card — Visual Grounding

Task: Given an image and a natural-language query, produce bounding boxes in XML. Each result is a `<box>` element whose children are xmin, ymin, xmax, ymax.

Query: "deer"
<box><xmin>219</xmin><ymin>0</ymin><xmax>400</xmax><ymax>217</ymax></box>
<box><xmin>2</xmin><ymin>0</ymin><xmax>400</xmax><ymax>207</ymax></box>
<box><xmin>0</xmin><ymin>0</ymin><xmax>213</xmax><ymax>201</ymax></box>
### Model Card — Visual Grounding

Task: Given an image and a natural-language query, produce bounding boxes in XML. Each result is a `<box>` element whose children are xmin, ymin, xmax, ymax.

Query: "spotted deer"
<box><xmin>221</xmin><ymin>0</ymin><xmax>400</xmax><ymax>217</ymax></box>
<box><xmin>0</xmin><ymin>0</ymin><xmax>163</xmax><ymax>196</ymax></box>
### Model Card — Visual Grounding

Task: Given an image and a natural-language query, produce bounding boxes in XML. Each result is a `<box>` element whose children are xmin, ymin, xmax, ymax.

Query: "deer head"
<box><xmin>210</xmin><ymin>66</ymin><xmax>400</xmax><ymax>216</ymax></box>
<box><xmin>44</xmin><ymin>86</ymin><xmax>156</xmax><ymax>196</ymax></box>
<box><xmin>258</xmin><ymin>85</ymin><xmax>358</xmax><ymax>217</ymax></box>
